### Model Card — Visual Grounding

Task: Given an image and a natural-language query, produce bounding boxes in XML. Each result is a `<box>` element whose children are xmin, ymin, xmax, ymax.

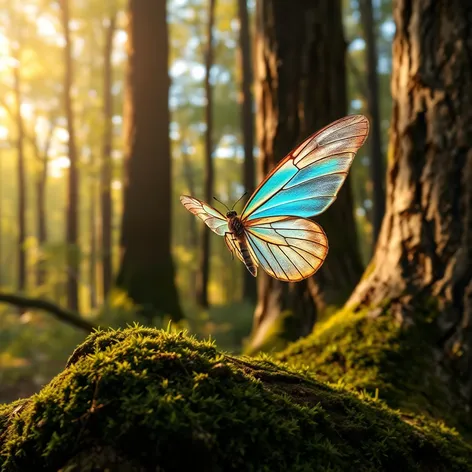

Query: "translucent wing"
<box><xmin>224</xmin><ymin>233</ymin><xmax>245</xmax><ymax>263</ymax></box>
<box><xmin>180</xmin><ymin>195</ymin><xmax>228</xmax><ymax>236</ymax></box>
<box><xmin>243</xmin><ymin>216</ymin><xmax>328</xmax><ymax>282</ymax></box>
<box><xmin>241</xmin><ymin>115</ymin><xmax>369</xmax><ymax>221</ymax></box>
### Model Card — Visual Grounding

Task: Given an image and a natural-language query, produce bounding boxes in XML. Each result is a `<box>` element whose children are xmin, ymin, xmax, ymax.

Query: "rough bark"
<box><xmin>101</xmin><ymin>13</ymin><xmax>116</xmax><ymax>298</ymax></box>
<box><xmin>249</xmin><ymin>0</ymin><xmax>363</xmax><ymax>351</ymax></box>
<box><xmin>116</xmin><ymin>0</ymin><xmax>183</xmax><ymax>322</ymax></box>
<box><xmin>60</xmin><ymin>0</ymin><xmax>80</xmax><ymax>311</ymax></box>
<box><xmin>12</xmin><ymin>54</ymin><xmax>27</xmax><ymax>293</ymax></box>
<box><xmin>359</xmin><ymin>0</ymin><xmax>385</xmax><ymax>245</ymax></box>
<box><xmin>348</xmin><ymin>0</ymin><xmax>472</xmax><ymax>408</ymax></box>
<box><xmin>237</xmin><ymin>0</ymin><xmax>257</xmax><ymax>303</ymax></box>
<box><xmin>196</xmin><ymin>0</ymin><xmax>216</xmax><ymax>309</ymax></box>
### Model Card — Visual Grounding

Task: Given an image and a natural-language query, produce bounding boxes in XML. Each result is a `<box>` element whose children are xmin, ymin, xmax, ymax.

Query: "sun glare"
<box><xmin>112</xmin><ymin>180</ymin><xmax>122</xmax><ymax>190</ymax></box>
<box><xmin>37</xmin><ymin>16</ymin><xmax>58</xmax><ymax>38</ymax></box>
<box><xmin>55</xmin><ymin>127</ymin><xmax>69</xmax><ymax>142</ymax></box>
<box><xmin>0</xmin><ymin>125</ymin><xmax>8</xmax><ymax>141</ymax></box>
<box><xmin>49</xmin><ymin>155</ymin><xmax>70</xmax><ymax>179</ymax></box>
<box><xmin>115</xmin><ymin>30</ymin><xmax>128</xmax><ymax>45</ymax></box>
<box><xmin>20</xmin><ymin>103</ymin><xmax>34</xmax><ymax>120</ymax></box>
<box><xmin>0</xmin><ymin>32</ymin><xmax>9</xmax><ymax>54</ymax></box>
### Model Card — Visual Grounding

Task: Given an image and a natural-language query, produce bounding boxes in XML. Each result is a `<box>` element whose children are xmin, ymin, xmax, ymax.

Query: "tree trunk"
<box><xmin>180</xmin><ymin>138</ymin><xmax>199</xmax><ymax>300</ymax></box>
<box><xmin>36</xmin><ymin>164</ymin><xmax>47</xmax><ymax>287</ymax></box>
<box><xmin>249</xmin><ymin>0</ymin><xmax>364</xmax><ymax>352</ymax></box>
<box><xmin>116</xmin><ymin>0</ymin><xmax>183</xmax><ymax>322</ymax></box>
<box><xmin>237</xmin><ymin>0</ymin><xmax>257</xmax><ymax>303</ymax></box>
<box><xmin>359</xmin><ymin>0</ymin><xmax>385</xmax><ymax>246</ymax></box>
<box><xmin>60</xmin><ymin>0</ymin><xmax>80</xmax><ymax>311</ymax></box>
<box><xmin>101</xmin><ymin>13</ymin><xmax>116</xmax><ymax>299</ymax></box>
<box><xmin>89</xmin><ymin>152</ymin><xmax>97</xmax><ymax>309</ymax></box>
<box><xmin>180</xmin><ymin>139</ymin><xmax>198</xmax><ymax>249</ymax></box>
<box><xmin>13</xmin><ymin>57</ymin><xmax>27</xmax><ymax>293</ymax></box>
<box><xmin>35</xmin><ymin>120</ymin><xmax>54</xmax><ymax>288</ymax></box>
<box><xmin>0</xmin><ymin>152</ymin><xmax>2</xmax><ymax>286</ymax></box>
<box><xmin>346</xmin><ymin>0</ymin><xmax>472</xmax><ymax>414</ymax></box>
<box><xmin>196</xmin><ymin>0</ymin><xmax>216</xmax><ymax>309</ymax></box>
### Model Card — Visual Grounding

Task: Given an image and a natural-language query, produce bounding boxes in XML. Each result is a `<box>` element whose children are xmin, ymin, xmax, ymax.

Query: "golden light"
<box><xmin>49</xmin><ymin>155</ymin><xmax>70</xmax><ymax>179</ymax></box>
<box><xmin>0</xmin><ymin>125</ymin><xmax>8</xmax><ymax>140</ymax></box>
<box><xmin>112</xmin><ymin>180</ymin><xmax>122</xmax><ymax>190</ymax></box>
<box><xmin>20</xmin><ymin>103</ymin><xmax>34</xmax><ymax>120</ymax></box>
<box><xmin>55</xmin><ymin>127</ymin><xmax>69</xmax><ymax>142</ymax></box>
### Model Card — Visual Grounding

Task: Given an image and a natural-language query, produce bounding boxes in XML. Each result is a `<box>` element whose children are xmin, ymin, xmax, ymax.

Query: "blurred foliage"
<box><xmin>0</xmin><ymin>0</ymin><xmax>393</xmax><ymax>402</ymax></box>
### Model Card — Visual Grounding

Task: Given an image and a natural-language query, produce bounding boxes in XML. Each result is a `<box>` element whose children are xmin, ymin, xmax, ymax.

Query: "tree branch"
<box><xmin>0</xmin><ymin>292</ymin><xmax>97</xmax><ymax>332</ymax></box>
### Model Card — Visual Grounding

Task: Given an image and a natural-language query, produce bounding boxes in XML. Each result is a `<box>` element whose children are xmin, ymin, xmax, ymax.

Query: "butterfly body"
<box><xmin>226</xmin><ymin>213</ymin><xmax>257</xmax><ymax>276</ymax></box>
<box><xmin>227</xmin><ymin>213</ymin><xmax>244</xmax><ymax>237</ymax></box>
<box><xmin>180</xmin><ymin>115</ymin><xmax>369</xmax><ymax>283</ymax></box>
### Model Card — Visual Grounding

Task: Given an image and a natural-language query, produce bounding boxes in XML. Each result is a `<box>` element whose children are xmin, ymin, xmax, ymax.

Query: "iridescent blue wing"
<box><xmin>240</xmin><ymin>115</ymin><xmax>369</xmax><ymax>221</ymax></box>
<box><xmin>180</xmin><ymin>195</ymin><xmax>229</xmax><ymax>236</ymax></box>
<box><xmin>243</xmin><ymin>216</ymin><xmax>328</xmax><ymax>282</ymax></box>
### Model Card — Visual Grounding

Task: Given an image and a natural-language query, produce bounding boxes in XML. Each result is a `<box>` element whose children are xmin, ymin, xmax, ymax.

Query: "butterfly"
<box><xmin>180</xmin><ymin>115</ymin><xmax>369</xmax><ymax>282</ymax></box>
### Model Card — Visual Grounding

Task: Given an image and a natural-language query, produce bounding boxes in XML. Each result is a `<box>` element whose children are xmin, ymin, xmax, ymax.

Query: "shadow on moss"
<box><xmin>0</xmin><ymin>326</ymin><xmax>471</xmax><ymax>471</ymax></box>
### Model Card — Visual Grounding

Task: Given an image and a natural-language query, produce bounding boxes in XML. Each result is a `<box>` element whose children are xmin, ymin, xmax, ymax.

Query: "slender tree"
<box><xmin>180</xmin><ymin>138</ymin><xmax>198</xmax><ymax>249</ymax></box>
<box><xmin>196</xmin><ymin>0</ymin><xmax>216</xmax><ymax>309</ymax></box>
<box><xmin>89</xmin><ymin>149</ymin><xmax>98</xmax><ymax>309</ymax></box>
<box><xmin>249</xmin><ymin>0</ymin><xmax>363</xmax><ymax>352</ymax></box>
<box><xmin>0</xmin><ymin>149</ymin><xmax>2</xmax><ymax>286</ymax></box>
<box><xmin>101</xmin><ymin>12</ymin><xmax>116</xmax><ymax>298</ymax></box>
<box><xmin>116</xmin><ymin>0</ymin><xmax>183</xmax><ymax>322</ymax></box>
<box><xmin>237</xmin><ymin>0</ymin><xmax>257</xmax><ymax>303</ymax></box>
<box><xmin>33</xmin><ymin>118</ymin><xmax>55</xmax><ymax>287</ymax></box>
<box><xmin>359</xmin><ymin>0</ymin><xmax>385</xmax><ymax>245</ymax></box>
<box><xmin>180</xmin><ymin>137</ymin><xmax>199</xmax><ymax>300</ymax></box>
<box><xmin>60</xmin><ymin>0</ymin><xmax>80</xmax><ymax>311</ymax></box>
<box><xmin>12</xmin><ymin>46</ymin><xmax>27</xmax><ymax>293</ymax></box>
<box><xmin>85</xmin><ymin>25</ymin><xmax>98</xmax><ymax>309</ymax></box>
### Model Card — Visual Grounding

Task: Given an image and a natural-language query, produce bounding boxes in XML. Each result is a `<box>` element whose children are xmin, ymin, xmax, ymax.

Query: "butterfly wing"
<box><xmin>180</xmin><ymin>195</ymin><xmax>228</xmax><ymax>236</ymax></box>
<box><xmin>243</xmin><ymin>216</ymin><xmax>328</xmax><ymax>282</ymax></box>
<box><xmin>241</xmin><ymin>115</ymin><xmax>369</xmax><ymax>221</ymax></box>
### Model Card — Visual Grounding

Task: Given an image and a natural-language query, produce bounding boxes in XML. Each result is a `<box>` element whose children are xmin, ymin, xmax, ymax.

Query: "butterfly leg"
<box><xmin>230</xmin><ymin>234</ymin><xmax>239</xmax><ymax>261</ymax></box>
<box><xmin>224</xmin><ymin>232</ymin><xmax>235</xmax><ymax>260</ymax></box>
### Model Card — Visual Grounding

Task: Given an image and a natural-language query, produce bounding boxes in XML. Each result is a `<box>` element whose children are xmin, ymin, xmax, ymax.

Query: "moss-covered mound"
<box><xmin>1</xmin><ymin>326</ymin><xmax>471</xmax><ymax>471</ymax></box>
<box><xmin>278</xmin><ymin>304</ymin><xmax>467</xmax><ymax>432</ymax></box>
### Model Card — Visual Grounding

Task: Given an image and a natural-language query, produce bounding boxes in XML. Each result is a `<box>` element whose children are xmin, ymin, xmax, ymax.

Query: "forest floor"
<box><xmin>1</xmin><ymin>325</ymin><xmax>471</xmax><ymax>471</ymax></box>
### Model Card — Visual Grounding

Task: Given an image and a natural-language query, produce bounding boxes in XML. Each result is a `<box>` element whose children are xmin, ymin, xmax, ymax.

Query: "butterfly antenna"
<box><xmin>213</xmin><ymin>196</ymin><xmax>230</xmax><ymax>211</ymax></box>
<box><xmin>231</xmin><ymin>191</ymin><xmax>248</xmax><ymax>210</ymax></box>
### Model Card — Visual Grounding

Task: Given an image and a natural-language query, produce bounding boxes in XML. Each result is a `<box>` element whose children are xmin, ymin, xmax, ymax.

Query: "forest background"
<box><xmin>0</xmin><ymin>0</ymin><xmax>400</xmax><ymax>403</ymax></box>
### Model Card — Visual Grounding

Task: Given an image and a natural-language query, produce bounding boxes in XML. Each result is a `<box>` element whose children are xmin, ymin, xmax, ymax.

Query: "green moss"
<box><xmin>278</xmin><ymin>303</ymin><xmax>467</xmax><ymax>432</ymax></box>
<box><xmin>1</xmin><ymin>326</ymin><xmax>471</xmax><ymax>471</ymax></box>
